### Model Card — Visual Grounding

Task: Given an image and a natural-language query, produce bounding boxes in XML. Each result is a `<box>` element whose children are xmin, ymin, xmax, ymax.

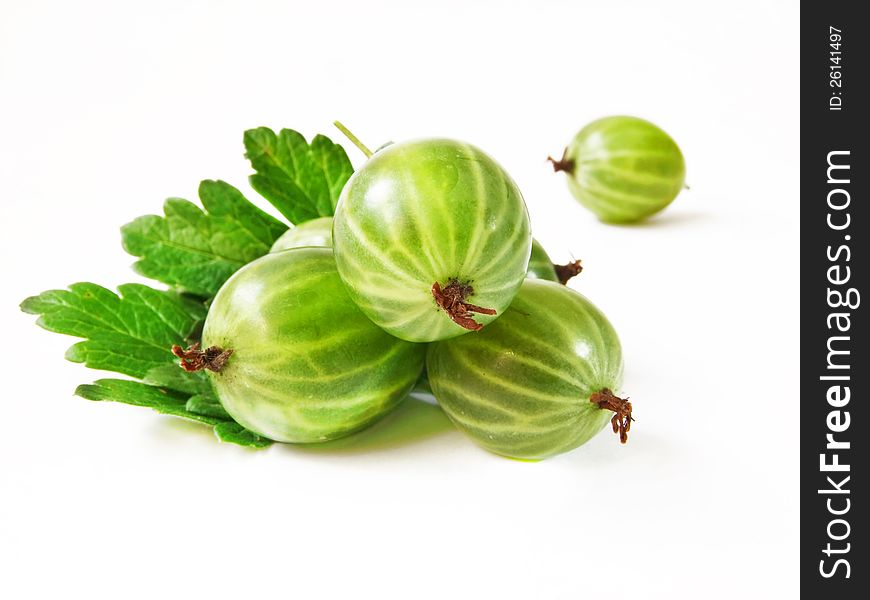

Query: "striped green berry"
<box><xmin>199</xmin><ymin>247</ymin><xmax>426</xmax><ymax>443</ymax></box>
<box><xmin>427</xmin><ymin>279</ymin><xmax>630</xmax><ymax>460</ymax></box>
<box><xmin>552</xmin><ymin>116</ymin><xmax>686</xmax><ymax>223</ymax></box>
<box><xmin>270</xmin><ymin>216</ymin><xmax>333</xmax><ymax>252</ymax></box>
<box><xmin>333</xmin><ymin>139</ymin><xmax>532</xmax><ymax>342</ymax></box>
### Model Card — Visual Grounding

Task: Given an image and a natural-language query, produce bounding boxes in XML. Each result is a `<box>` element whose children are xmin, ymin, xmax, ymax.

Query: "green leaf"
<box><xmin>121</xmin><ymin>180</ymin><xmax>287</xmax><ymax>297</ymax></box>
<box><xmin>75</xmin><ymin>378</ymin><xmax>272</xmax><ymax>448</ymax></box>
<box><xmin>142</xmin><ymin>364</ymin><xmax>212</xmax><ymax>396</ymax></box>
<box><xmin>142</xmin><ymin>365</ymin><xmax>232</xmax><ymax>418</ymax></box>
<box><xmin>244</xmin><ymin>127</ymin><xmax>353</xmax><ymax>224</ymax></box>
<box><xmin>76</xmin><ymin>378</ymin><xmax>191</xmax><ymax>416</ymax></box>
<box><xmin>213</xmin><ymin>421</ymin><xmax>273</xmax><ymax>447</ymax></box>
<box><xmin>21</xmin><ymin>283</ymin><xmax>206</xmax><ymax>378</ymax></box>
<box><xmin>185</xmin><ymin>394</ymin><xmax>232</xmax><ymax>420</ymax></box>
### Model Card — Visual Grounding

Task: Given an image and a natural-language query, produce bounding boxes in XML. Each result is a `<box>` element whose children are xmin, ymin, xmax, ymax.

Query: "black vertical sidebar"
<box><xmin>802</xmin><ymin>3</ymin><xmax>866</xmax><ymax>597</ymax></box>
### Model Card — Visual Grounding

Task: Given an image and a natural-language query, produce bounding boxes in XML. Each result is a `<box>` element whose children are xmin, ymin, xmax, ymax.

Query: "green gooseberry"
<box><xmin>185</xmin><ymin>247</ymin><xmax>426</xmax><ymax>443</ymax></box>
<box><xmin>270</xmin><ymin>217</ymin><xmax>333</xmax><ymax>252</ymax></box>
<box><xmin>551</xmin><ymin>116</ymin><xmax>686</xmax><ymax>223</ymax></box>
<box><xmin>333</xmin><ymin>138</ymin><xmax>532</xmax><ymax>342</ymax></box>
<box><xmin>427</xmin><ymin>278</ymin><xmax>631</xmax><ymax>460</ymax></box>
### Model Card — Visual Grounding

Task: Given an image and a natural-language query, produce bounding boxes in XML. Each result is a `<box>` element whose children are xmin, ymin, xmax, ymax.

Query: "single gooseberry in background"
<box><xmin>270</xmin><ymin>216</ymin><xmax>333</xmax><ymax>252</ymax></box>
<box><xmin>550</xmin><ymin>116</ymin><xmax>686</xmax><ymax>223</ymax></box>
<box><xmin>174</xmin><ymin>247</ymin><xmax>426</xmax><ymax>443</ymax></box>
<box><xmin>332</xmin><ymin>132</ymin><xmax>532</xmax><ymax>342</ymax></box>
<box><xmin>426</xmin><ymin>278</ymin><xmax>632</xmax><ymax>460</ymax></box>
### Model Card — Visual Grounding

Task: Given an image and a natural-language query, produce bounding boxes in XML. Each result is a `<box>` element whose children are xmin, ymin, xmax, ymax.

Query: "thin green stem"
<box><xmin>333</xmin><ymin>121</ymin><xmax>373</xmax><ymax>158</ymax></box>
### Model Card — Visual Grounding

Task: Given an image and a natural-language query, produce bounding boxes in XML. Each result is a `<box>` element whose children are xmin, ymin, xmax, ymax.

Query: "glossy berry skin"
<box><xmin>558</xmin><ymin>116</ymin><xmax>685</xmax><ymax>223</ymax></box>
<box><xmin>278</xmin><ymin>217</ymin><xmax>555</xmax><ymax>285</ymax></box>
<box><xmin>270</xmin><ymin>216</ymin><xmax>333</xmax><ymax>252</ymax></box>
<box><xmin>333</xmin><ymin>139</ymin><xmax>532</xmax><ymax>343</ymax></box>
<box><xmin>274</xmin><ymin>217</ymin><xmax>557</xmax><ymax>285</ymax></box>
<box><xmin>427</xmin><ymin>279</ymin><xmax>623</xmax><ymax>459</ymax></box>
<box><xmin>202</xmin><ymin>247</ymin><xmax>426</xmax><ymax>443</ymax></box>
<box><xmin>526</xmin><ymin>239</ymin><xmax>559</xmax><ymax>283</ymax></box>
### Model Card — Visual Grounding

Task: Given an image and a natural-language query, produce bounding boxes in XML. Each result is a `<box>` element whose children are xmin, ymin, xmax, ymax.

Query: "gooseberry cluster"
<box><xmin>176</xmin><ymin>117</ymin><xmax>684</xmax><ymax>459</ymax></box>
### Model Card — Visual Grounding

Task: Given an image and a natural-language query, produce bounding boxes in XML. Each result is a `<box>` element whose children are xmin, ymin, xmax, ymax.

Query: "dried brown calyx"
<box><xmin>547</xmin><ymin>149</ymin><xmax>575</xmax><ymax>175</ymax></box>
<box><xmin>589</xmin><ymin>388</ymin><xmax>634</xmax><ymax>444</ymax></box>
<box><xmin>171</xmin><ymin>342</ymin><xmax>233</xmax><ymax>373</ymax></box>
<box><xmin>432</xmin><ymin>279</ymin><xmax>496</xmax><ymax>331</ymax></box>
<box><xmin>554</xmin><ymin>260</ymin><xmax>583</xmax><ymax>285</ymax></box>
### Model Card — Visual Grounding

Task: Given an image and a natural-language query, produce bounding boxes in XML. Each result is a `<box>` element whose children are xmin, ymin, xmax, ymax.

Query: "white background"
<box><xmin>1</xmin><ymin>1</ymin><xmax>799</xmax><ymax>598</ymax></box>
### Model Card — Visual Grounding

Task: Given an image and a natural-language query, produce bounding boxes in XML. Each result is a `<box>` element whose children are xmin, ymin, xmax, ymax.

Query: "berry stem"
<box><xmin>547</xmin><ymin>148</ymin><xmax>575</xmax><ymax>174</ymax></box>
<box><xmin>553</xmin><ymin>260</ymin><xmax>583</xmax><ymax>285</ymax></box>
<box><xmin>334</xmin><ymin>120</ymin><xmax>373</xmax><ymax>158</ymax></box>
<box><xmin>431</xmin><ymin>279</ymin><xmax>496</xmax><ymax>331</ymax></box>
<box><xmin>172</xmin><ymin>342</ymin><xmax>233</xmax><ymax>373</ymax></box>
<box><xmin>589</xmin><ymin>388</ymin><xmax>634</xmax><ymax>444</ymax></box>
